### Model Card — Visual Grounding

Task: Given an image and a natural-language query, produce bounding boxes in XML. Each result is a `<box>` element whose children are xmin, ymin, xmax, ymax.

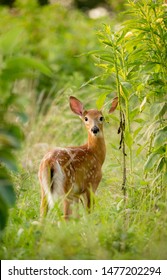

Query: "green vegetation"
<box><xmin>0</xmin><ymin>0</ymin><xmax>167</xmax><ymax>260</ymax></box>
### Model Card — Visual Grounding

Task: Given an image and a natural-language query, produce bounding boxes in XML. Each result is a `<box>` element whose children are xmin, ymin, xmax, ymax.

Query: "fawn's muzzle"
<box><xmin>91</xmin><ymin>126</ymin><xmax>99</xmax><ymax>135</ymax></box>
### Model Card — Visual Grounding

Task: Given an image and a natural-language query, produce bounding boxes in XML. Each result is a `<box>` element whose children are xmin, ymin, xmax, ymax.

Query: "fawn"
<box><xmin>38</xmin><ymin>96</ymin><xmax>118</xmax><ymax>219</ymax></box>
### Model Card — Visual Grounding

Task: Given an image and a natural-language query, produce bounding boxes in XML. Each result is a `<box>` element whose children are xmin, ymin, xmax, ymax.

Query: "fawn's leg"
<box><xmin>39</xmin><ymin>163</ymin><xmax>53</xmax><ymax>219</ymax></box>
<box><xmin>40</xmin><ymin>187</ymin><xmax>48</xmax><ymax>218</ymax></box>
<box><xmin>85</xmin><ymin>189</ymin><xmax>95</xmax><ymax>213</ymax></box>
<box><xmin>63</xmin><ymin>199</ymin><xmax>72</xmax><ymax>220</ymax></box>
<box><xmin>73</xmin><ymin>196</ymin><xmax>80</xmax><ymax>219</ymax></box>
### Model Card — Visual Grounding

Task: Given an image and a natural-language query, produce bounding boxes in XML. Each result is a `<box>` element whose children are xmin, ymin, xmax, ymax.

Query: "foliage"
<box><xmin>74</xmin><ymin>0</ymin><xmax>126</xmax><ymax>12</ymax></box>
<box><xmin>0</xmin><ymin>0</ymin><xmax>113</xmax><ymax>231</ymax></box>
<box><xmin>95</xmin><ymin>0</ymin><xmax>167</xmax><ymax>192</ymax></box>
<box><xmin>0</xmin><ymin>3</ymin><xmax>53</xmax><ymax>229</ymax></box>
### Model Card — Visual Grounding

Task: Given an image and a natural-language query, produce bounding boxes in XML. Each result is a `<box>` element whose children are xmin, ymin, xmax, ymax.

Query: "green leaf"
<box><xmin>125</xmin><ymin>131</ymin><xmax>133</xmax><ymax>148</ymax></box>
<box><xmin>5</xmin><ymin>56</ymin><xmax>52</xmax><ymax>78</ymax></box>
<box><xmin>156</xmin><ymin>157</ymin><xmax>165</xmax><ymax>173</ymax></box>
<box><xmin>80</xmin><ymin>75</ymin><xmax>100</xmax><ymax>89</ymax></box>
<box><xmin>121</xmin><ymin>82</ymin><xmax>132</xmax><ymax>98</ymax></box>
<box><xmin>0</xmin><ymin>166</ymin><xmax>15</xmax><ymax>230</ymax></box>
<box><xmin>153</xmin><ymin>127</ymin><xmax>167</xmax><ymax>149</ymax></box>
<box><xmin>96</xmin><ymin>93</ymin><xmax>107</xmax><ymax>110</ymax></box>
<box><xmin>140</xmin><ymin>121</ymin><xmax>158</xmax><ymax>142</ymax></box>
<box><xmin>0</xmin><ymin>27</ymin><xmax>25</xmax><ymax>55</ymax></box>
<box><xmin>100</xmin><ymin>55</ymin><xmax>115</xmax><ymax>63</ymax></box>
<box><xmin>141</xmin><ymin>62</ymin><xmax>159</xmax><ymax>73</ymax></box>
<box><xmin>0</xmin><ymin>196</ymin><xmax>8</xmax><ymax>230</ymax></box>
<box><xmin>133</xmin><ymin>127</ymin><xmax>142</xmax><ymax>138</ymax></box>
<box><xmin>144</xmin><ymin>153</ymin><xmax>160</xmax><ymax>172</ymax></box>
<box><xmin>130</xmin><ymin>108</ymin><xmax>139</xmax><ymax>120</ymax></box>
<box><xmin>134</xmin><ymin>118</ymin><xmax>144</xmax><ymax>123</ymax></box>
<box><xmin>0</xmin><ymin>124</ymin><xmax>24</xmax><ymax>149</ymax></box>
<box><xmin>16</xmin><ymin>112</ymin><xmax>29</xmax><ymax>123</ymax></box>
<box><xmin>140</xmin><ymin>96</ymin><xmax>147</xmax><ymax>112</ymax></box>
<box><xmin>148</xmin><ymin>77</ymin><xmax>164</xmax><ymax>86</ymax></box>
<box><xmin>0</xmin><ymin>150</ymin><xmax>18</xmax><ymax>172</ymax></box>
<box><xmin>150</xmin><ymin>102</ymin><xmax>167</xmax><ymax>119</ymax></box>
<box><xmin>1</xmin><ymin>67</ymin><xmax>35</xmax><ymax>81</ymax></box>
<box><xmin>153</xmin><ymin>146</ymin><xmax>166</xmax><ymax>155</ymax></box>
<box><xmin>102</xmin><ymin>40</ymin><xmax>113</xmax><ymax>47</ymax></box>
<box><xmin>0</xmin><ymin>184</ymin><xmax>16</xmax><ymax>207</ymax></box>
<box><xmin>163</xmin><ymin>172</ymin><xmax>167</xmax><ymax>185</ymax></box>
<box><xmin>136</xmin><ymin>144</ymin><xmax>145</xmax><ymax>156</ymax></box>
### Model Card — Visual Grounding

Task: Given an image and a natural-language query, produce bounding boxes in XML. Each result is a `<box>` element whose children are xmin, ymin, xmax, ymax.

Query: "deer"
<box><xmin>38</xmin><ymin>96</ymin><xmax>118</xmax><ymax>220</ymax></box>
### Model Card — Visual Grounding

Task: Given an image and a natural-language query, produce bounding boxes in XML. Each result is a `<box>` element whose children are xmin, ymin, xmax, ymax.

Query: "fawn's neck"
<box><xmin>87</xmin><ymin>132</ymin><xmax>106</xmax><ymax>165</ymax></box>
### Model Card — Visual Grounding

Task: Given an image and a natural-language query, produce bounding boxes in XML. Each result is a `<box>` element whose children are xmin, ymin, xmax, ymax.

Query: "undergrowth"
<box><xmin>1</xmin><ymin>92</ymin><xmax>167</xmax><ymax>260</ymax></box>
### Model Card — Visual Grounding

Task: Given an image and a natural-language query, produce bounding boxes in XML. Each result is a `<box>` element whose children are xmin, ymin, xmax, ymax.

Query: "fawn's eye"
<box><xmin>99</xmin><ymin>116</ymin><xmax>103</xmax><ymax>122</ymax></box>
<box><xmin>84</xmin><ymin>117</ymin><xmax>88</xmax><ymax>122</ymax></box>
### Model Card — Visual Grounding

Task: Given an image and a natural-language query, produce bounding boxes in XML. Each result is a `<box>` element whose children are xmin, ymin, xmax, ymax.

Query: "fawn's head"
<box><xmin>69</xmin><ymin>96</ymin><xmax>118</xmax><ymax>137</ymax></box>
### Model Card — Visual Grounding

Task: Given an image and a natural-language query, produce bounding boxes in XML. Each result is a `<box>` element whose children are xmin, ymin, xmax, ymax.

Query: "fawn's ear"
<box><xmin>69</xmin><ymin>96</ymin><xmax>84</xmax><ymax>116</ymax></box>
<box><xmin>109</xmin><ymin>96</ymin><xmax>118</xmax><ymax>113</ymax></box>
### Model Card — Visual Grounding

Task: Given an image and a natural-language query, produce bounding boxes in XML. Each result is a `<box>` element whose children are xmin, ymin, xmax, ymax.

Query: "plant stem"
<box><xmin>114</xmin><ymin>48</ymin><xmax>127</xmax><ymax>201</ymax></box>
<box><xmin>125</xmin><ymin>97</ymin><xmax>133</xmax><ymax>175</ymax></box>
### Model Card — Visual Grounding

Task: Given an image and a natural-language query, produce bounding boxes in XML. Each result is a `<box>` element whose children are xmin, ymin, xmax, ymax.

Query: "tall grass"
<box><xmin>1</xmin><ymin>90</ymin><xmax>167</xmax><ymax>260</ymax></box>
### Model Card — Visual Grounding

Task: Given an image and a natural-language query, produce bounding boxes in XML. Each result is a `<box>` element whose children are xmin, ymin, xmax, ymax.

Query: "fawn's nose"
<box><xmin>91</xmin><ymin>126</ymin><xmax>100</xmax><ymax>135</ymax></box>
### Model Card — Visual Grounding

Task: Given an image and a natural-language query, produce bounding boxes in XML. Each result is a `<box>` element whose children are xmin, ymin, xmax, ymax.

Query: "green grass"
<box><xmin>1</xmin><ymin>93</ymin><xmax>167</xmax><ymax>260</ymax></box>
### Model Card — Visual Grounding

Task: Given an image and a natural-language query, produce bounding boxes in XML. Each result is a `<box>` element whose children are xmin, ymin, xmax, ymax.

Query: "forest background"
<box><xmin>0</xmin><ymin>0</ymin><xmax>167</xmax><ymax>259</ymax></box>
